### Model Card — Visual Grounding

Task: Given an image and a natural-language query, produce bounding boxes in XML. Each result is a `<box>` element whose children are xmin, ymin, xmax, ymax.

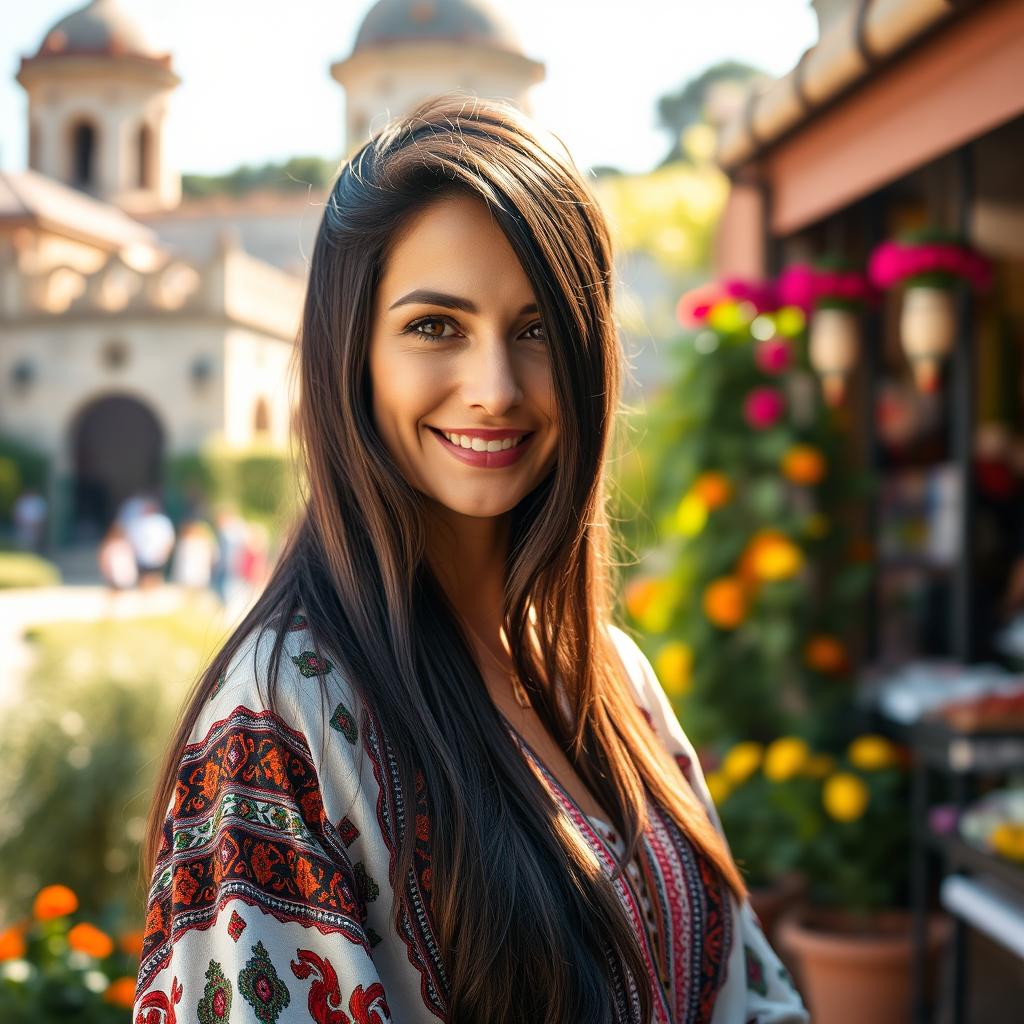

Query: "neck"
<box><xmin>426</xmin><ymin>505</ymin><xmax>510</xmax><ymax>643</ymax></box>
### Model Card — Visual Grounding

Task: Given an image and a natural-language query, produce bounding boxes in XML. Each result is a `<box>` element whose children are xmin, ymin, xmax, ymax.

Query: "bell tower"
<box><xmin>17</xmin><ymin>0</ymin><xmax>181</xmax><ymax>213</ymax></box>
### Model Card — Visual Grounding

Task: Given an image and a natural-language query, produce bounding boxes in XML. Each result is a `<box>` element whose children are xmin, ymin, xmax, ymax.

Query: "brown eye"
<box><xmin>406</xmin><ymin>316</ymin><xmax>459</xmax><ymax>340</ymax></box>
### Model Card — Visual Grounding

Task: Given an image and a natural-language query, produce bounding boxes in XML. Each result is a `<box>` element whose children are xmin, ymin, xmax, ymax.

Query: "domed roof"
<box><xmin>353</xmin><ymin>0</ymin><xmax>523</xmax><ymax>54</ymax></box>
<box><xmin>35</xmin><ymin>0</ymin><xmax>159</xmax><ymax>60</ymax></box>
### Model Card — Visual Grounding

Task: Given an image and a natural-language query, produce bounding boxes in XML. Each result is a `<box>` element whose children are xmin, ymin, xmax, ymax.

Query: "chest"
<box><xmin>480</xmin><ymin>663</ymin><xmax>613</xmax><ymax>824</ymax></box>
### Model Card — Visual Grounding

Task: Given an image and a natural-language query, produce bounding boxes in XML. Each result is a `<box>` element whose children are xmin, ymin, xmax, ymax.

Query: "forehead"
<box><xmin>377</xmin><ymin>193</ymin><xmax>535</xmax><ymax>304</ymax></box>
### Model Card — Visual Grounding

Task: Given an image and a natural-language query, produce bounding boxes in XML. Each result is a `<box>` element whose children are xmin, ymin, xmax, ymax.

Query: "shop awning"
<box><xmin>715</xmin><ymin>0</ymin><xmax>1024</xmax><ymax>235</ymax></box>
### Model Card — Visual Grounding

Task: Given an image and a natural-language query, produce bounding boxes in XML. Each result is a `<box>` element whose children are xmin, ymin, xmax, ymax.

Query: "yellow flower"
<box><xmin>774</xmin><ymin>305</ymin><xmax>806</xmax><ymax>338</ymax></box>
<box><xmin>33</xmin><ymin>884</ymin><xmax>78</xmax><ymax>921</ymax></box>
<box><xmin>751</xmin><ymin>536</ymin><xmax>803</xmax><ymax>581</ymax></box>
<box><xmin>707</xmin><ymin>300</ymin><xmax>747</xmax><ymax>333</ymax></box>
<box><xmin>675</xmin><ymin>492</ymin><xmax>708</xmax><ymax>537</ymax></box>
<box><xmin>693</xmin><ymin>471</ymin><xmax>733</xmax><ymax>510</ymax></box>
<box><xmin>823</xmin><ymin>772</ymin><xmax>870</xmax><ymax>822</ymax></box>
<box><xmin>705</xmin><ymin>771</ymin><xmax>733</xmax><ymax>805</ymax></box>
<box><xmin>781</xmin><ymin>445</ymin><xmax>827</xmax><ymax>486</ymax></box>
<box><xmin>803</xmin><ymin>753</ymin><xmax>837</xmax><ymax>779</ymax></box>
<box><xmin>763</xmin><ymin>737</ymin><xmax>810</xmax><ymax>782</ymax></box>
<box><xmin>990</xmin><ymin>823</ymin><xmax>1024</xmax><ymax>862</ymax></box>
<box><xmin>847</xmin><ymin>734</ymin><xmax>897</xmax><ymax>771</ymax></box>
<box><xmin>655</xmin><ymin>642</ymin><xmax>693</xmax><ymax>697</ymax></box>
<box><xmin>703</xmin><ymin>577</ymin><xmax>747</xmax><ymax>629</ymax></box>
<box><xmin>721</xmin><ymin>742</ymin><xmax>763</xmax><ymax>785</ymax></box>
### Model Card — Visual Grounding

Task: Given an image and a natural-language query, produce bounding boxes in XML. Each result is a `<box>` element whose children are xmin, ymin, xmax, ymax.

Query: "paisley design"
<box><xmin>238</xmin><ymin>940</ymin><xmax>290</xmax><ymax>1023</ymax></box>
<box><xmin>197</xmin><ymin>959</ymin><xmax>232</xmax><ymax>1022</ymax></box>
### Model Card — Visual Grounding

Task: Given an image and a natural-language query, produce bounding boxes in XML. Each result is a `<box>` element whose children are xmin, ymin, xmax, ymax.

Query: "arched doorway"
<box><xmin>70</xmin><ymin>394</ymin><xmax>163</xmax><ymax>539</ymax></box>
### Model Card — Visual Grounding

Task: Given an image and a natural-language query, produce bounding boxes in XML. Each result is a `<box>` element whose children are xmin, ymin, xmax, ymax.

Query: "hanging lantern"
<box><xmin>899</xmin><ymin>285</ymin><xmax>955</xmax><ymax>393</ymax></box>
<box><xmin>809</xmin><ymin>307</ymin><xmax>860</xmax><ymax>407</ymax></box>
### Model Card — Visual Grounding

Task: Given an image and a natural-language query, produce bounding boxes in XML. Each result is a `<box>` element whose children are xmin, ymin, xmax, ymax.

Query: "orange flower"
<box><xmin>118</xmin><ymin>929</ymin><xmax>145</xmax><ymax>958</ymax></box>
<box><xmin>693</xmin><ymin>471</ymin><xmax>733</xmax><ymax>510</ymax></box>
<box><xmin>624</xmin><ymin>577</ymin><xmax>659</xmax><ymax>622</ymax></box>
<box><xmin>805</xmin><ymin>634</ymin><xmax>849</xmax><ymax>674</ymax></box>
<box><xmin>103</xmin><ymin>976</ymin><xmax>137</xmax><ymax>1008</ymax></box>
<box><xmin>781</xmin><ymin>445</ymin><xmax>826</xmax><ymax>486</ymax></box>
<box><xmin>750</xmin><ymin>536</ymin><xmax>802</xmax><ymax>581</ymax></box>
<box><xmin>739</xmin><ymin>530</ymin><xmax>802</xmax><ymax>587</ymax></box>
<box><xmin>0</xmin><ymin>925</ymin><xmax>26</xmax><ymax>961</ymax></box>
<box><xmin>703</xmin><ymin>577</ymin><xmax>747</xmax><ymax>629</ymax></box>
<box><xmin>33</xmin><ymin>884</ymin><xmax>79</xmax><ymax>921</ymax></box>
<box><xmin>68</xmin><ymin>922</ymin><xmax>114</xmax><ymax>959</ymax></box>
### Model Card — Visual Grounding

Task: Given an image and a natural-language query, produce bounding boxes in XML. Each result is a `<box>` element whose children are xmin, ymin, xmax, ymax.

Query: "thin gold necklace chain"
<box><xmin>463</xmin><ymin>620</ymin><xmax>532</xmax><ymax>709</ymax></box>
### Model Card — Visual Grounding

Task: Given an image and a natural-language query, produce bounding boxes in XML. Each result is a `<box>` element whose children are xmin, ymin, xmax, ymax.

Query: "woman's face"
<box><xmin>369</xmin><ymin>193</ymin><xmax>559</xmax><ymax>521</ymax></box>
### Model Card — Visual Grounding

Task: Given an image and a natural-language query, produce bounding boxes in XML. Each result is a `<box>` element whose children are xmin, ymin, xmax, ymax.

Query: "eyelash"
<box><xmin>402</xmin><ymin>315</ymin><xmax>546</xmax><ymax>343</ymax></box>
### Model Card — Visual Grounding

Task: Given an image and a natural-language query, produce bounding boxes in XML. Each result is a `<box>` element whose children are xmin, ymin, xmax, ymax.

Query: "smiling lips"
<box><xmin>429</xmin><ymin>426</ymin><xmax>535</xmax><ymax>468</ymax></box>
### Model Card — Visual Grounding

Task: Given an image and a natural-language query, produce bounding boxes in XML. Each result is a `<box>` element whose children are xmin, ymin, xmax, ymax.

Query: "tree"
<box><xmin>655</xmin><ymin>61</ymin><xmax>767</xmax><ymax>166</ymax></box>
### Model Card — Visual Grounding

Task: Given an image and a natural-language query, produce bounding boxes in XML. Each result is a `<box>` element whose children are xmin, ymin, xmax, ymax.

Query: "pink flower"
<box><xmin>676</xmin><ymin>281</ymin><xmax>725</xmax><ymax>326</ymax></box>
<box><xmin>744</xmin><ymin>388</ymin><xmax>786</xmax><ymax>430</ymax></box>
<box><xmin>776</xmin><ymin>265</ymin><xmax>818</xmax><ymax>312</ymax></box>
<box><xmin>868</xmin><ymin>239</ymin><xmax>991</xmax><ymax>291</ymax></box>
<box><xmin>723</xmin><ymin>278</ymin><xmax>780</xmax><ymax>314</ymax></box>
<box><xmin>755</xmin><ymin>338</ymin><xmax>792</xmax><ymax>375</ymax></box>
<box><xmin>777</xmin><ymin>263</ymin><xmax>875</xmax><ymax>311</ymax></box>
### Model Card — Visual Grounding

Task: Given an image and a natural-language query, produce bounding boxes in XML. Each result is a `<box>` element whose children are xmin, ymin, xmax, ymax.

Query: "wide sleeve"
<box><xmin>133</xmin><ymin>623</ymin><xmax>394</xmax><ymax>1024</ymax></box>
<box><xmin>608</xmin><ymin>624</ymin><xmax>810</xmax><ymax>1024</ymax></box>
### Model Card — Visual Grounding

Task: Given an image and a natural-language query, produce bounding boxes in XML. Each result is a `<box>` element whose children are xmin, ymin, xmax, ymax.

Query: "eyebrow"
<box><xmin>388</xmin><ymin>289</ymin><xmax>538</xmax><ymax>317</ymax></box>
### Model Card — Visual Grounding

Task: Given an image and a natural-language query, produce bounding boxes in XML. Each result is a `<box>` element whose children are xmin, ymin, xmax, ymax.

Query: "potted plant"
<box><xmin>775</xmin><ymin>734</ymin><xmax>952</xmax><ymax>1024</ymax></box>
<box><xmin>703</xmin><ymin>737</ymin><xmax>833</xmax><ymax>942</ymax></box>
<box><xmin>776</xmin><ymin>259</ymin><xmax>876</xmax><ymax>407</ymax></box>
<box><xmin>868</xmin><ymin>228</ymin><xmax>991</xmax><ymax>393</ymax></box>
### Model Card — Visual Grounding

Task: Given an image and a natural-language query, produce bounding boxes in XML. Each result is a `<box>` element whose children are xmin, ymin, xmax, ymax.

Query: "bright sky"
<box><xmin>0</xmin><ymin>0</ymin><xmax>818</xmax><ymax>177</ymax></box>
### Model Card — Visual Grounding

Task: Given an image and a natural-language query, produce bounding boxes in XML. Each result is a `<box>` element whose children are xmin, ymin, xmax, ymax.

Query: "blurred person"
<box><xmin>97</xmin><ymin>521</ymin><xmax>138</xmax><ymax>591</ymax></box>
<box><xmin>116</xmin><ymin>491</ymin><xmax>155</xmax><ymax>527</ymax></box>
<box><xmin>124</xmin><ymin>499</ymin><xmax>175</xmax><ymax>589</ymax></box>
<box><xmin>134</xmin><ymin>96</ymin><xmax>807</xmax><ymax>1024</ymax></box>
<box><xmin>210</xmin><ymin>505</ymin><xmax>249</xmax><ymax>605</ymax></box>
<box><xmin>239</xmin><ymin>520</ymin><xmax>271</xmax><ymax>591</ymax></box>
<box><xmin>169</xmin><ymin>519</ymin><xmax>217</xmax><ymax>591</ymax></box>
<box><xmin>12</xmin><ymin>487</ymin><xmax>48</xmax><ymax>552</ymax></box>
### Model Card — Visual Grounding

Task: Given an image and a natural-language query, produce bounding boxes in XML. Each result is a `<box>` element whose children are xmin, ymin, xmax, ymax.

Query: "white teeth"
<box><xmin>441</xmin><ymin>431</ymin><xmax>526</xmax><ymax>451</ymax></box>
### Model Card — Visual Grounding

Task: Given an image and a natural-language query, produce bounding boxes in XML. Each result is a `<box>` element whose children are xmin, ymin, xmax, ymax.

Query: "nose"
<box><xmin>461</xmin><ymin>334</ymin><xmax>524</xmax><ymax>415</ymax></box>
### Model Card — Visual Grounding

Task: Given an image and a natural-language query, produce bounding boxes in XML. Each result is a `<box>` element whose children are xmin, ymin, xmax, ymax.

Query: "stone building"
<box><xmin>0</xmin><ymin>0</ymin><xmax>544</xmax><ymax>543</ymax></box>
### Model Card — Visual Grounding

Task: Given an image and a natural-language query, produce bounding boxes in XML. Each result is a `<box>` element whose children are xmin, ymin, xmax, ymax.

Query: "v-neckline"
<box><xmin>496</xmin><ymin>707</ymin><xmax>621</xmax><ymax>843</ymax></box>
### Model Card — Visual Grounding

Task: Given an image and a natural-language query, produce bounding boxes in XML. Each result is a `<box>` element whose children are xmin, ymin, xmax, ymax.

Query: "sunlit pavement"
<box><xmin>0</xmin><ymin>582</ymin><xmax>256</xmax><ymax>711</ymax></box>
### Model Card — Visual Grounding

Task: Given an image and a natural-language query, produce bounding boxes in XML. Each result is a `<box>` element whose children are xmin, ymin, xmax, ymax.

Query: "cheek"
<box><xmin>369</xmin><ymin>347</ymin><xmax>439</xmax><ymax>441</ymax></box>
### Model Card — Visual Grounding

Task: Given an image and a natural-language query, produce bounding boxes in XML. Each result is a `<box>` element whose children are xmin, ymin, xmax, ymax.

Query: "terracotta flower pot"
<box><xmin>777</xmin><ymin>905</ymin><xmax>952</xmax><ymax>1024</ymax></box>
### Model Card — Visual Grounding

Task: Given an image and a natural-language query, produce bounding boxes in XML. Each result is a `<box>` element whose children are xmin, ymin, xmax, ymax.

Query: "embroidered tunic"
<box><xmin>133</xmin><ymin>614</ymin><xmax>808</xmax><ymax>1023</ymax></box>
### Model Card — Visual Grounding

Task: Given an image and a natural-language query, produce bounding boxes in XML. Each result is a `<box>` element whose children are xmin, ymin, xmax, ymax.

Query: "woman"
<box><xmin>133</xmin><ymin>94</ymin><xmax>807</xmax><ymax>1024</ymax></box>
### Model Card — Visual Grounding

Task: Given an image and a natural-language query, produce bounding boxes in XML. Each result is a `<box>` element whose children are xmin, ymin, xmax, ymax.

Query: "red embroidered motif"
<box><xmin>136</xmin><ymin>708</ymin><xmax>369</xmax><ymax>998</ymax></box>
<box><xmin>134</xmin><ymin>975</ymin><xmax>182</xmax><ymax>1024</ymax></box>
<box><xmin>291</xmin><ymin>948</ymin><xmax>392</xmax><ymax>1023</ymax></box>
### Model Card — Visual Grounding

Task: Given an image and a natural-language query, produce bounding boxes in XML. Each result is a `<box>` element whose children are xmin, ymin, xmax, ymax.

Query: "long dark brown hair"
<box><xmin>141</xmin><ymin>92</ymin><xmax>746</xmax><ymax>1023</ymax></box>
